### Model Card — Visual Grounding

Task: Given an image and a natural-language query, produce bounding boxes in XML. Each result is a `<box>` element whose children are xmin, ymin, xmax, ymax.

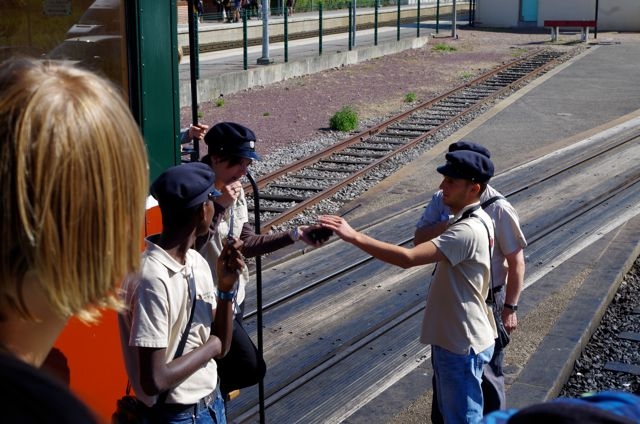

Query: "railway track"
<box><xmin>223</xmin><ymin>117</ymin><xmax>640</xmax><ymax>422</ymax></box>
<box><xmin>245</xmin><ymin>48</ymin><xmax>570</xmax><ymax>232</ymax></box>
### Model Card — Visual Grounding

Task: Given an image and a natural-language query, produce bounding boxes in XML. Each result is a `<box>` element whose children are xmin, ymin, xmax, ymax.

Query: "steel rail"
<box><xmin>243</xmin><ymin>128</ymin><xmax>640</xmax><ymax>319</ymax></box>
<box><xmin>244</xmin><ymin>48</ymin><xmax>569</xmax><ymax>232</ymax></box>
<box><xmin>228</xmin><ymin>131</ymin><xmax>640</xmax><ymax>422</ymax></box>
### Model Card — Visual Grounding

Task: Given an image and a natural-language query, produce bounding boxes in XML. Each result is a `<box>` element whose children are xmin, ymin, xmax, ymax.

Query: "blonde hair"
<box><xmin>0</xmin><ymin>58</ymin><xmax>149</xmax><ymax>323</ymax></box>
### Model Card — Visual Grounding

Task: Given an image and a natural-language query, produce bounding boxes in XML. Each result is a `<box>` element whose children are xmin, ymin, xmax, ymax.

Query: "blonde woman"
<box><xmin>0</xmin><ymin>58</ymin><xmax>149</xmax><ymax>422</ymax></box>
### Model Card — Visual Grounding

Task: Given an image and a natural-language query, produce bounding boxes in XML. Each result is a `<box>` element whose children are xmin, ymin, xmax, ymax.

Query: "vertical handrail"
<box><xmin>187</xmin><ymin>0</ymin><xmax>199</xmax><ymax>162</ymax></box>
<box><xmin>247</xmin><ymin>172</ymin><xmax>266</xmax><ymax>424</ymax></box>
<box><xmin>194</xmin><ymin>10</ymin><xmax>200</xmax><ymax>80</ymax></box>
<box><xmin>436</xmin><ymin>0</ymin><xmax>440</xmax><ymax>34</ymax></box>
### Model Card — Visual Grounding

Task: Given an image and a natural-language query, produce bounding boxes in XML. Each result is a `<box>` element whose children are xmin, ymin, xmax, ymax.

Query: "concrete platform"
<box><xmin>331</xmin><ymin>37</ymin><xmax>640</xmax><ymax>422</ymax></box>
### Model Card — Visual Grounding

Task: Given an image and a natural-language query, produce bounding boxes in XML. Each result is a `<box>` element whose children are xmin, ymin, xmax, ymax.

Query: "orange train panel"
<box><xmin>52</xmin><ymin>201</ymin><xmax>162</xmax><ymax>421</ymax></box>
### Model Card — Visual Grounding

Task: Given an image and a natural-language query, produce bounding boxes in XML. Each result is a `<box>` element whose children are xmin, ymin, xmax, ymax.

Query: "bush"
<box><xmin>404</xmin><ymin>92</ymin><xmax>416</xmax><ymax>102</ymax></box>
<box><xmin>330</xmin><ymin>106</ymin><xmax>359</xmax><ymax>131</ymax></box>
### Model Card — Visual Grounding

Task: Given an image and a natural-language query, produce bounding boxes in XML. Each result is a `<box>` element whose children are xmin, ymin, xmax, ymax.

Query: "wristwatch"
<box><xmin>504</xmin><ymin>303</ymin><xmax>518</xmax><ymax>311</ymax></box>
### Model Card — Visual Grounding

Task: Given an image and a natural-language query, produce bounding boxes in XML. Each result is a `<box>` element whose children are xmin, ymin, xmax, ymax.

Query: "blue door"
<box><xmin>521</xmin><ymin>0</ymin><xmax>538</xmax><ymax>22</ymax></box>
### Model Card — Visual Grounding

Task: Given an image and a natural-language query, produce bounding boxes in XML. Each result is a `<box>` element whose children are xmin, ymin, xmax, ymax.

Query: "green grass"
<box><xmin>432</xmin><ymin>43</ymin><xmax>457</xmax><ymax>52</ymax></box>
<box><xmin>215</xmin><ymin>98</ymin><xmax>225</xmax><ymax>107</ymax></box>
<box><xmin>404</xmin><ymin>92</ymin><xmax>417</xmax><ymax>102</ymax></box>
<box><xmin>329</xmin><ymin>106</ymin><xmax>359</xmax><ymax>132</ymax></box>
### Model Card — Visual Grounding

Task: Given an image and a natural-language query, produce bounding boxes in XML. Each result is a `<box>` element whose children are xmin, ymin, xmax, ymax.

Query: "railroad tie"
<box><xmin>603</xmin><ymin>331</ymin><xmax>640</xmax><ymax>375</ymax></box>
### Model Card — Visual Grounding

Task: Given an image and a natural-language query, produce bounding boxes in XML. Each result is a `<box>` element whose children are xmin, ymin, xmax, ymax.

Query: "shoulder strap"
<box><xmin>481</xmin><ymin>195</ymin><xmax>505</xmax><ymax>209</ymax></box>
<box><xmin>471</xmin><ymin>213</ymin><xmax>497</xmax><ymax>305</ymax></box>
<box><xmin>157</xmin><ymin>273</ymin><xmax>197</xmax><ymax>404</ymax></box>
<box><xmin>450</xmin><ymin>204</ymin><xmax>481</xmax><ymax>226</ymax></box>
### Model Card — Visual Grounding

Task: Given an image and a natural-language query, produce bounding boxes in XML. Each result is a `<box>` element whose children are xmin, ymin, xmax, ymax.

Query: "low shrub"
<box><xmin>329</xmin><ymin>106</ymin><xmax>358</xmax><ymax>131</ymax></box>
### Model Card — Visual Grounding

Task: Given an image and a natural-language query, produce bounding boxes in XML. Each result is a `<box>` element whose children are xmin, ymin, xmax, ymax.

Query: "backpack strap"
<box><xmin>481</xmin><ymin>195</ymin><xmax>505</xmax><ymax>209</ymax></box>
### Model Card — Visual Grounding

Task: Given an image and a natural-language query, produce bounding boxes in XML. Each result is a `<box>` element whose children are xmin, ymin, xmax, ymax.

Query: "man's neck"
<box><xmin>156</xmin><ymin>230</ymin><xmax>197</xmax><ymax>265</ymax></box>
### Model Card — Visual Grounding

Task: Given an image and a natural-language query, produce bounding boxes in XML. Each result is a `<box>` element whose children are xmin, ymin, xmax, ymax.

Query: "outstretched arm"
<box><xmin>318</xmin><ymin>215</ymin><xmax>445</xmax><ymax>268</ymax></box>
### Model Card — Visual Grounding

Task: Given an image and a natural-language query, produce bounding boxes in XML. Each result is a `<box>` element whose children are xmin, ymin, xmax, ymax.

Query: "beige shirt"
<box><xmin>199</xmin><ymin>187</ymin><xmax>251</xmax><ymax>313</ymax></box>
<box><xmin>119</xmin><ymin>237</ymin><xmax>218</xmax><ymax>407</ymax></box>
<box><xmin>420</xmin><ymin>204</ymin><xmax>497</xmax><ymax>355</ymax></box>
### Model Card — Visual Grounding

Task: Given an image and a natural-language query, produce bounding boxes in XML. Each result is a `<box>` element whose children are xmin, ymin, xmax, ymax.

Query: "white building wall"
<box><xmin>476</xmin><ymin>0</ymin><xmax>640</xmax><ymax>31</ymax></box>
<box><xmin>475</xmin><ymin>0</ymin><xmax>519</xmax><ymax>28</ymax></box>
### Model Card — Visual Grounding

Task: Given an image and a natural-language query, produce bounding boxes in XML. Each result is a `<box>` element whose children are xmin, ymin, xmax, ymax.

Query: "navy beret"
<box><xmin>437</xmin><ymin>150</ymin><xmax>494</xmax><ymax>183</ymax></box>
<box><xmin>204</xmin><ymin>122</ymin><xmax>261</xmax><ymax>161</ymax></box>
<box><xmin>151</xmin><ymin>162</ymin><xmax>221</xmax><ymax>210</ymax></box>
<box><xmin>448</xmin><ymin>141</ymin><xmax>491</xmax><ymax>158</ymax></box>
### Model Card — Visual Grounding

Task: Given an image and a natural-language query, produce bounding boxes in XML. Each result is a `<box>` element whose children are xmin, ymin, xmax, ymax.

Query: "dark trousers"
<box><xmin>216</xmin><ymin>313</ymin><xmax>267</xmax><ymax>396</ymax></box>
<box><xmin>431</xmin><ymin>289</ymin><xmax>506</xmax><ymax>422</ymax></box>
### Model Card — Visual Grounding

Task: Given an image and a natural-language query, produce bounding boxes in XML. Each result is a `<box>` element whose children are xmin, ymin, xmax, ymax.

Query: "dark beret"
<box><xmin>448</xmin><ymin>141</ymin><xmax>491</xmax><ymax>158</ymax></box>
<box><xmin>151</xmin><ymin>162</ymin><xmax>221</xmax><ymax>210</ymax></box>
<box><xmin>437</xmin><ymin>150</ymin><xmax>494</xmax><ymax>183</ymax></box>
<box><xmin>204</xmin><ymin>121</ymin><xmax>261</xmax><ymax>161</ymax></box>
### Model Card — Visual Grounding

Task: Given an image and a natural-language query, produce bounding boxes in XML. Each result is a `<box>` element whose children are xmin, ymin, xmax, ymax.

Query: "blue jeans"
<box><xmin>153</xmin><ymin>392</ymin><xmax>226</xmax><ymax>424</ymax></box>
<box><xmin>432</xmin><ymin>344</ymin><xmax>494</xmax><ymax>424</ymax></box>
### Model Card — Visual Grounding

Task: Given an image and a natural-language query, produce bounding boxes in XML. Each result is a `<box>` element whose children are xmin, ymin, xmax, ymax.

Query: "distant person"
<box><xmin>249</xmin><ymin>0</ymin><xmax>259</xmax><ymax>18</ymax></box>
<box><xmin>414</xmin><ymin>141</ymin><xmax>526</xmax><ymax>419</ymax></box>
<box><xmin>198</xmin><ymin>121</ymin><xmax>329</xmax><ymax>398</ymax></box>
<box><xmin>286</xmin><ymin>0</ymin><xmax>294</xmax><ymax>15</ymax></box>
<box><xmin>0</xmin><ymin>57</ymin><xmax>149</xmax><ymax>422</ymax></box>
<box><xmin>232</xmin><ymin>0</ymin><xmax>240</xmax><ymax>22</ymax></box>
<box><xmin>319</xmin><ymin>149</ymin><xmax>498</xmax><ymax>424</ymax></box>
<box><xmin>119</xmin><ymin>162</ymin><xmax>244</xmax><ymax>423</ymax></box>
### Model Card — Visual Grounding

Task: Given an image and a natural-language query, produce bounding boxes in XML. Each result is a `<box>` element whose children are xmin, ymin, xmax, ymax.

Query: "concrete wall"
<box><xmin>180</xmin><ymin>35</ymin><xmax>429</xmax><ymax>106</ymax></box>
<box><xmin>476</xmin><ymin>0</ymin><xmax>640</xmax><ymax>31</ymax></box>
<box><xmin>475</xmin><ymin>0</ymin><xmax>519</xmax><ymax>28</ymax></box>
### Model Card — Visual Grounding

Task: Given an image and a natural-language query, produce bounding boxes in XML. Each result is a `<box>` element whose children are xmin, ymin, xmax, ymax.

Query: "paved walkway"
<box><xmin>336</xmin><ymin>34</ymin><xmax>640</xmax><ymax>423</ymax></box>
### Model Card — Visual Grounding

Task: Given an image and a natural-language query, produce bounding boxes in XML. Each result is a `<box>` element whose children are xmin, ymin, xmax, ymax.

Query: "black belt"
<box><xmin>156</xmin><ymin>390</ymin><xmax>217</xmax><ymax>415</ymax></box>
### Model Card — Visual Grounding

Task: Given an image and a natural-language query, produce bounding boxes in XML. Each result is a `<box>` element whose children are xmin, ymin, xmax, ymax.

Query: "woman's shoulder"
<box><xmin>0</xmin><ymin>352</ymin><xmax>99</xmax><ymax>423</ymax></box>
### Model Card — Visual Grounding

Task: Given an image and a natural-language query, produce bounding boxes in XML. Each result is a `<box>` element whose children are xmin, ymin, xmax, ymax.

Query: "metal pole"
<box><xmin>374</xmin><ymin>0</ymin><xmax>378</xmax><ymax>45</ymax></box>
<box><xmin>284</xmin><ymin>6</ymin><xmax>289</xmax><ymax>62</ymax></box>
<box><xmin>187</xmin><ymin>0</ymin><xmax>200</xmax><ymax>162</ymax></box>
<box><xmin>594</xmin><ymin>0</ymin><xmax>599</xmax><ymax>39</ymax></box>
<box><xmin>243</xmin><ymin>9</ymin><xmax>248</xmax><ymax>70</ymax></box>
<box><xmin>194</xmin><ymin>10</ymin><xmax>200</xmax><ymax>80</ymax></box>
<box><xmin>318</xmin><ymin>4</ymin><xmax>323</xmax><ymax>55</ymax></box>
<box><xmin>247</xmin><ymin>172</ymin><xmax>266</xmax><ymax>424</ymax></box>
<box><xmin>451</xmin><ymin>0</ymin><xmax>457</xmax><ymax>39</ymax></box>
<box><xmin>396</xmin><ymin>0</ymin><xmax>400</xmax><ymax>41</ymax></box>
<box><xmin>348</xmin><ymin>2</ymin><xmax>353</xmax><ymax>51</ymax></box>
<box><xmin>352</xmin><ymin>0</ymin><xmax>357</xmax><ymax>46</ymax></box>
<box><xmin>257</xmin><ymin>0</ymin><xmax>273</xmax><ymax>64</ymax></box>
<box><xmin>435</xmin><ymin>0</ymin><xmax>440</xmax><ymax>34</ymax></box>
<box><xmin>416</xmin><ymin>0</ymin><xmax>420</xmax><ymax>38</ymax></box>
